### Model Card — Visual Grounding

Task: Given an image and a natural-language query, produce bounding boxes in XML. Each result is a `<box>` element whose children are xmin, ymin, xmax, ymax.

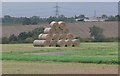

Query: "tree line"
<box><xmin>1</xmin><ymin>26</ymin><xmax>119</xmax><ymax>44</ymax></box>
<box><xmin>2</xmin><ymin>27</ymin><xmax>44</xmax><ymax>44</ymax></box>
<box><xmin>2</xmin><ymin>15</ymin><xmax>120</xmax><ymax>25</ymax></box>
<box><xmin>2</xmin><ymin>15</ymin><xmax>75</xmax><ymax>25</ymax></box>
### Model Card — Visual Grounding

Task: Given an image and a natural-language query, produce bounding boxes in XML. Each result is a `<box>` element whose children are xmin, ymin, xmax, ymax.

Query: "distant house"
<box><xmin>75</xmin><ymin>18</ymin><xmax>84</xmax><ymax>21</ymax></box>
<box><xmin>76</xmin><ymin>17</ymin><xmax>107</xmax><ymax>22</ymax></box>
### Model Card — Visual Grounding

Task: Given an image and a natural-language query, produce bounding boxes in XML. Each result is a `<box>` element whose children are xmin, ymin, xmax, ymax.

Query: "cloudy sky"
<box><xmin>2</xmin><ymin>2</ymin><xmax>118</xmax><ymax>17</ymax></box>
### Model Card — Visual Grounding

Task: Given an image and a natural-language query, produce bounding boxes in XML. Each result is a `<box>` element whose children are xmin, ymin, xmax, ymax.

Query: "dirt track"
<box><xmin>2</xmin><ymin>61</ymin><xmax>118</xmax><ymax>74</ymax></box>
<box><xmin>2</xmin><ymin>21</ymin><xmax>118</xmax><ymax>38</ymax></box>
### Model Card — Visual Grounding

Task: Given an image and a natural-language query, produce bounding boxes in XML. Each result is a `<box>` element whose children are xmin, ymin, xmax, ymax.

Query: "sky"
<box><xmin>2</xmin><ymin>2</ymin><xmax>118</xmax><ymax>18</ymax></box>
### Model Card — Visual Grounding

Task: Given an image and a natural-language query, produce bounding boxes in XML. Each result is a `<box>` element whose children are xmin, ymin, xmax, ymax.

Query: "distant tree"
<box><xmin>2</xmin><ymin>15</ymin><xmax>13</xmax><ymax>23</ymax></box>
<box><xmin>31</xmin><ymin>27</ymin><xmax>44</xmax><ymax>39</ymax></box>
<box><xmin>46</xmin><ymin>16</ymin><xmax>56</xmax><ymax>23</ymax></box>
<box><xmin>115</xmin><ymin>15</ymin><xmax>120</xmax><ymax>21</ymax></box>
<box><xmin>18</xmin><ymin>32</ymin><xmax>28</xmax><ymax>40</ymax></box>
<box><xmin>9</xmin><ymin>34</ymin><xmax>17</xmax><ymax>41</ymax></box>
<box><xmin>2</xmin><ymin>37</ymin><xmax>9</xmax><ymax>44</ymax></box>
<box><xmin>22</xmin><ymin>17</ymin><xmax>31</xmax><ymax>25</ymax></box>
<box><xmin>8</xmin><ymin>34</ymin><xmax>18</xmax><ymax>43</ymax></box>
<box><xmin>30</xmin><ymin>16</ymin><xmax>40</xmax><ymax>25</ymax></box>
<box><xmin>101</xmin><ymin>14</ymin><xmax>108</xmax><ymax>18</ymax></box>
<box><xmin>89</xmin><ymin>25</ymin><xmax>105</xmax><ymax>42</ymax></box>
<box><xmin>74</xmin><ymin>15</ymin><xmax>78</xmax><ymax>19</ymax></box>
<box><xmin>78</xmin><ymin>15</ymin><xmax>86</xmax><ymax>19</ymax></box>
<box><xmin>25</xmin><ymin>37</ymin><xmax>34</xmax><ymax>43</ymax></box>
<box><xmin>107</xmin><ymin>15</ymin><xmax>116</xmax><ymax>21</ymax></box>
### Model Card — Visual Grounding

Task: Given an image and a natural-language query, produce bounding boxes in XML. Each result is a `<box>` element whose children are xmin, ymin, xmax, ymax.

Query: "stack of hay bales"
<box><xmin>33</xmin><ymin>21</ymin><xmax>80</xmax><ymax>47</ymax></box>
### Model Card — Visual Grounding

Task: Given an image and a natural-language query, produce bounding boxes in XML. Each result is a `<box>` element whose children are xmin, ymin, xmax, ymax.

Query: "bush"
<box><xmin>89</xmin><ymin>25</ymin><xmax>105</xmax><ymax>42</ymax></box>
<box><xmin>2</xmin><ymin>37</ymin><xmax>9</xmax><ymax>44</ymax></box>
<box><xmin>25</xmin><ymin>37</ymin><xmax>34</xmax><ymax>43</ymax></box>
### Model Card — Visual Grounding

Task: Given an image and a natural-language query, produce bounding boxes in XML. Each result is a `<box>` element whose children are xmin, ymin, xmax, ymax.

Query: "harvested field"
<box><xmin>2</xmin><ymin>42</ymin><xmax>118</xmax><ymax>64</ymax></box>
<box><xmin>2</xmin><ymin>21</ymin><xmax>118</xmax><ymax>38</ymax></box>
<box><xmin>2</xmin><ymin>42</ymin><xmax>118</xmax><ymax>74</ymax></box>
<box><xmin>2</xmin><ymin>61</ymin><xmax>118</xmax><ymax>74</ymax></box>
<box><xmin>32</xmin><ymin>51</ymin><xmax>64</xmax><ymax>55</ymax></box>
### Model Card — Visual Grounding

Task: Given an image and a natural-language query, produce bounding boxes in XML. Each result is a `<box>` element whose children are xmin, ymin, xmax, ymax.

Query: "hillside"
<box><xmin>2</xmin><ymin>21</ymin><xmax>118</xmax><ymax>38</ymax></box>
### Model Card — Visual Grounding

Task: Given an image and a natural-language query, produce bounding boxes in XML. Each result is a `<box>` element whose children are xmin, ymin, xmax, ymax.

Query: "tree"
<box><xmin>101</xmin><ymin>14</ymin><xmax>108</xmax><ymax>19</ymax></box>
<box><xmin>31</xmin><ymin>27</ymin><xmax>44</xmax><ymax>39</ymax></box>
<box><xmin>78</xmin><ymin>15</ymin><xmax>86</xmax><ymax>19</ymax></box>
<box><xmin>8</xmin><ymin>34</ymin><xmax>18</xmax><ymax>43</ymax></box>
<box><xmin>25</xmin><ymin>37</ymin><xmax>34</xmax><ymax>43</ymax></box>
<box><xmin>18</xmin><ymin>32</ymin><xmax>28</xmax><ymax>40</ymax></box>
<box><xmin>115</xmin><ymin>15</ymin><xmax>120</xmax><ymax>21</ymax></box>
<box><xmin>107</xmin><ymin>15</ymin><xmax>116</xmax><ymax>21</ymax></box>
<box><xmin>30</xmin><ymin>16</ymin><xmax>40</xmax><ymax>25</ymax></box>
<box><xmin>2</xmin><ymin>15</ymin><xmax>13</xmax><ymax>23</ymax></box>
<box><xmin>22</xmin><ymin>17</ymin><xmax>31</xmax><ymax>25</ymax></box>
<box><xmin>9</xmin><ymin>34</ymin><xmax>17</xmax><ymax>41</ymax></box>
<box><xmin>2</xmin><ymin>37</ymin><xmax>9</xmax><ymax>44</ymax></box>
<box><xmin>89</xmin><ymin>25</ymin><xmax>105</xmax><ymax>41</ymax></box>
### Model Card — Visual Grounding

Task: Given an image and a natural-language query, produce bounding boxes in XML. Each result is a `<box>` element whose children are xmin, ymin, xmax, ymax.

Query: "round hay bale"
<box><xmin>65</xmin><ymin>39</ymin><xmax>72</xmax><ymax>47</ymax></box>
<box><xmin>56</xmin><ymin>40</ymin><xmax>65</xmax><ymax>47</ymax></box>
<box><xmin>55</xmin><ymin>27</ymin><xmax>63</xmax><ymax>34</ymax></box>
<box><xmin>52</xmin><ymin>34</ymin><xmax>60</xmax><ymax>41</ymax></box>
<box><xmin>33</xmin><ymin>40</ymin><xmax>50</xmax><ymax>47</ymax></box>
<box><xmin>59</xmin><ymin>34</ymin><xmax>67</xmax><ymax>40</ymax></box>
<box><xmin>38</xmin><ymin>34</ymin><xmax>52</xmax><ymax>41</ymax></box>
<box><xmin>50</xmin><ymin>21</ymin><xmax>59</xmax><ymax>29</ymax></box>
<box><xmin>44</xmin><ymin>28</ymin><xmax>55</xmax><ymax>34</ymax></box>
<box><xmin>72</xmin><ymin>39</ymin><xmax>80</xmax><ymax>47</ymax></box>
<box><xmin>58</xmin><ymin>21</ymin><xmax>66</xmax><ymax>29</ymax></box>
<box><xmin>49</xmin><ymin>40</ymin><xmax>57</xmax><ymax>47</ymax></box>
<box><xmin>63</xmin><ymin>28</ymin><xmax>69</xmax><ymax>33</ymax></box>
<box><xmin>66</xmin><ymin>33</ymin><xmax>74</xmax><ymax>39</ymax></box>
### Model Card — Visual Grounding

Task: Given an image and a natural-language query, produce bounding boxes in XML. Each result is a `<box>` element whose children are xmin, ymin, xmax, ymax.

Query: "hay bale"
<box><xmin>65</xmin><ymin>39</ymin><xmax>72</xmax><ymax>47</ymax></box>
<box><xmin>72</xmin><ymin>39</ymin><xmax>80</xmax><ymax>47</ymax></box>
<box><xmin>50</xmin><ymin>21</ymin><xmax>59</xmax><ymax>29</ymax></box>
<box><xmin>63</xmin><ymin>28</ymin><xmax>69</xmax><ymax>33</ymax></box>
<box><xmin>55</xmin><ymin>27</ymin><xmax>63</xmax><ymax>34</ymax></box>
<box><xmin>49</xmin><ymin>40</ymin><xmax>57</xmax><ymax>47</ymax></box>
<box><xmin>58</xmin><ymin>21</ymin><xmax>66</xmax><ymax>29</ymax></box>
<box><xmin>33</xmin><ymin>40</ymin><xmax>50</xmax><ymax>47</ymax></box>
<box><xmin>56</xmin><ymin>40</ymin><xmax>65</xmax><ymax>47</ymax></box>
<box><xmin>66</xmin><ymin>33</ymin><xmax>74</xmax><ymax>39</ymax></box>
<box><xmin>52</xmin><ymin>34</ymin><xmax>60</xmax><ymax>41</ymax></box>
<box><xmin>38</xmin><ymin>34</ymin><xmax>52</xmax><ymax>41</ymax></box>
<box><xmin>44</xmin><ymin>28</ymin><xmax>55</xmax><ymax>34</ymax></box>
<box><xmin>59</xmin><ymin>34</ymin><xmax>67</xmax><ymax>40</ymax></box>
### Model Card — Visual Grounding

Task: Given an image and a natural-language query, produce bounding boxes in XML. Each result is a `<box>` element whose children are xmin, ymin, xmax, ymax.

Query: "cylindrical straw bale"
<box><xmin>56</xmin><ymin>40</ymin><xmax>65</xmax><ymax>47</ymax></box>
<box><xmin>66</xmin><ymin>33</ymin><xmax>74</xmax><ymax>39</ymax></box>
<box><xmin>65</xmin><ymin>39</ymin><xmax>73</xmax><ymax>47</ymax></box>
<box><xmin>63</xmin><ymin>28</ymin><xmax>69</xmax><ymax>33</ymax></box>
<box><xmin>44</xmin><ymin>28</ymin><xmax>55</xmax><ymax>34</ymax></box>
<box><xmin>52</xmin><ymin>34</ymin><xmax>60</xmax><ymax>41</ymax></box>
<box><xmin>58</xmin><ymin>21</ymin><xmax>66</xmax><ymax>29</ymax></box>
<box><xmin>33</xmin><ymin>40</ymin><xmax>50</xmax><ymax>47</ymax></box>
<box><xmin>49</xmin><ymin>40</ymin><xmax>57</xmax><ymax>47</ymax></box>
<box><xmin>38</xmin><ymin>34</ymin><xmax>52</xmax><ymax>41</ymax></box>
<box><xmin>55</xmin><ymin>27</ymin><xmax>63</xmax><ymax>34</ymax></box>
<box><xmin>59</xmin><ymin>34</ymin><xmax>67</xmax><ymax>40</ymax></box>
<box><xmin>72</xmin><ymin>39</ymin><xmax>80</xmax><ymax>47</ymax></box>
<box><xmin>50</xmin><ymin>21</ymin><xmax>59</xmax><ymax>29</ymax></box>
